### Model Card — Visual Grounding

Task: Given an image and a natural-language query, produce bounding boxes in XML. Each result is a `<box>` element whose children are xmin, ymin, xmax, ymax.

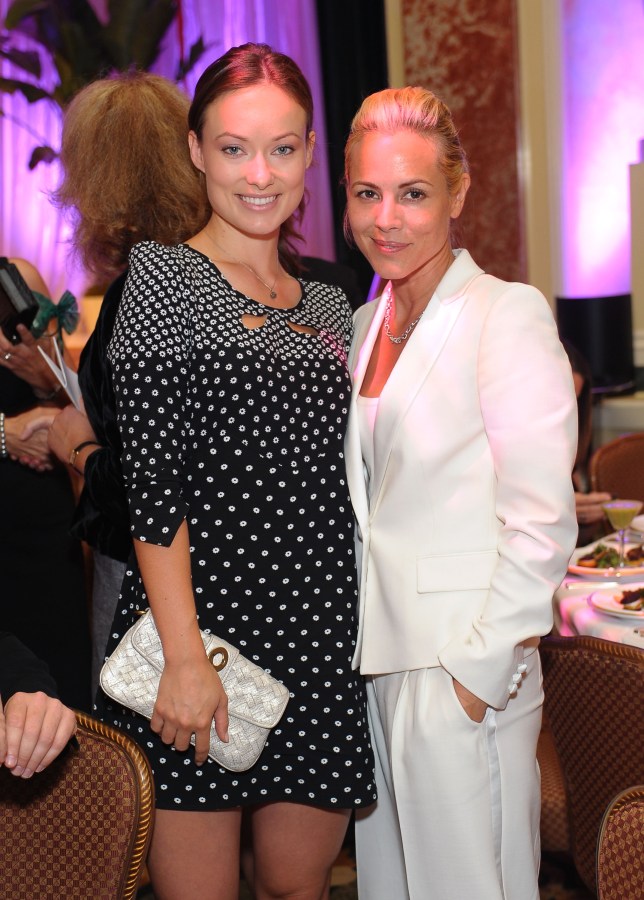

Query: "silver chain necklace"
<box><xmin>206</xmin><ymin>230</ymin><xmax>278</xmax><ymax>299</ymax></box>
<box><xmin>383</xmin><ymin>286</ymin><xmax>423</xmax><ymax>344</ymax></box>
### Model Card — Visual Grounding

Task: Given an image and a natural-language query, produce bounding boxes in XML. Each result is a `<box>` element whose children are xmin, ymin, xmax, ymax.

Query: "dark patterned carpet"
<box><xmin>318</xmin><ymin>849</ymin><xmax>594</xmax><ymax>900</ymax></box>
<box><xmin>140</xmin><ymin>848</ymin><xmax>594</xmax><ymax>899</ymax></box>
<box><xmin>538</xmin><ymin>853</ymin><xmax>594</xmax><ymax>900</ymax></box>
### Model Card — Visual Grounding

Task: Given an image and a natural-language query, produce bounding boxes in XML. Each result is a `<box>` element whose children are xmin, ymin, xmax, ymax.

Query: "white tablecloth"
<box><xmin>554</xmin><ymin>576</ymin><xmax>644</xmax><ymax>648</ymax></box>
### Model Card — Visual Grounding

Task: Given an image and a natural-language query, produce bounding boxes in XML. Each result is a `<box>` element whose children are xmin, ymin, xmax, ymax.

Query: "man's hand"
<box><xmin>47</xmin><ymin>405</ymin><xmax>97</xmax><ymax>472</ymax></box>
<box><xmin>0</xmin><ymin>692</ymin><xmax>77</xmax><ymax>777</ymax></box>
<box><xmin>4</xmin><ymin>408</ymin><xmax>56</xmax><ymax>471</ymax></box>
<box><xmin>575</xmin><ymin>491</ymin><xmax>612</xmax><ymax>527</ymax></box>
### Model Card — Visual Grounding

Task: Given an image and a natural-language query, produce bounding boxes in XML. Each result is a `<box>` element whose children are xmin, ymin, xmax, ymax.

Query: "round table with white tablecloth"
<box><xmin>554</xmin><ymin>576</ymin><xmax>644</xmax><ymax>648</ymax></box>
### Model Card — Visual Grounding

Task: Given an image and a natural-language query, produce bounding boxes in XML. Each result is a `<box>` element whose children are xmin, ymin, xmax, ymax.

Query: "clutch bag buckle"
<box><xmin>208</xmin><ymin>646</ymin><xmax>229</xmax><ymax>671</ymax></box>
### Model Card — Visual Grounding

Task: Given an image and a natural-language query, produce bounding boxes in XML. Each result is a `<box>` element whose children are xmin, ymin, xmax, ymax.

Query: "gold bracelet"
<box><xmin>69</xmin><ymin>440</ymin><xmax>101</xmax><ymax>474</ymax></box>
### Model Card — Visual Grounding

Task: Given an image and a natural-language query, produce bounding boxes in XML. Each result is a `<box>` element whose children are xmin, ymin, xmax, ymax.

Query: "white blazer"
<box><xmin>345</xmin><ymin>250</ymin><xmax>578</xmax><ymax>709</ymax></box>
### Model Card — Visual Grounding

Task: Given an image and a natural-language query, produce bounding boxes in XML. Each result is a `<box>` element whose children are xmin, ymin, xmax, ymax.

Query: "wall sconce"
<box><xmin>556</xmin><ymin>294</ymin><xmax>635</xmax><ymax>394</ymax></box>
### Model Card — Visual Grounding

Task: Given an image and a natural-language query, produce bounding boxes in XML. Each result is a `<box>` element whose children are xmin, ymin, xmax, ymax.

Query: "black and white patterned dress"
<box><xmin>95</xmin><ymin>241</ymin><xmax>375</xmax><ymax>811</ymax></box>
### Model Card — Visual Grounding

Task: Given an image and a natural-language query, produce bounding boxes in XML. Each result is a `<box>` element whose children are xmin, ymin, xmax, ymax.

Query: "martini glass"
<box><xmin>601</xmin><ymin>499</ymin><xmax>643</xmax><ymax>568</ymax></box>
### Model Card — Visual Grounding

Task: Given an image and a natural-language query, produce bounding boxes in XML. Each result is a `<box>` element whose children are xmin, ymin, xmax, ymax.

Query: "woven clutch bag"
<box><xmin>99</xmin><ymin>610</ymin><xmax>289</xmax><ymax>772</ymax></box>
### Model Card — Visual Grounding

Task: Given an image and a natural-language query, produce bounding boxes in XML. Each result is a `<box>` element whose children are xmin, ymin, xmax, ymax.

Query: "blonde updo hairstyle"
<box><xmin>343</xmin><ymin>86</ymin><xmax>469</xmax><ymax>243</ymax></box>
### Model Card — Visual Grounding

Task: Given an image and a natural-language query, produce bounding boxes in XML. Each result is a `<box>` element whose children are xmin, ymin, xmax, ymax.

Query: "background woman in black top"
<box><xmin>31</xmin><ymin>71</ymin><xmax>210</xmax><ymax>693</ymax></box>
<box><xmin>0</xmin><ymin>259</ymin><xmax>90</xmax><ymax>710</ymax></box>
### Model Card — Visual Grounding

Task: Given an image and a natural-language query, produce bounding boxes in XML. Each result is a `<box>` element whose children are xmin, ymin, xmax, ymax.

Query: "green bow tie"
<box><xmin>31</xmin><ymin>290</ymin><xmax>80</xmax><ymax>338</ymax></box>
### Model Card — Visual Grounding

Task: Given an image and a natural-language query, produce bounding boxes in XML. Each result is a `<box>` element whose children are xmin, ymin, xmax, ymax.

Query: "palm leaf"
<box><xmin>175</xmin><ymin>35</ymin><xmax>207</xmax><ymax>81</ymax></box>
<box><xmin>0</xmin><ymin>39</ymin><xmax>41</xmax><ymax>77</ymax></box>
<box><xmin>1</xmin><ymin>0</ymin><xmax>204</xmax><ymax>167</ymax></box>
<box><xmin>103</xmin><ymin>0</ymin><xmax>177</xmax><ymax>70</ymax></box>
<box><xmin>0</xmin><ymin>74</ymin><xmax>51</xmax><ymax>102</ymax></box>
<box><xmin>28</xmin><ymin>142</ymin><xmax>57</xmax><ymax>168</ymax></box>
<box><xmin>6</xmin><ymin>0</ymin><xmax>106</xmax><ymax>58</ymax></box>
<box><xmin>4</xmin><ymin>0</ymin><xmax>48</xmax><ymax>31</ymax></box>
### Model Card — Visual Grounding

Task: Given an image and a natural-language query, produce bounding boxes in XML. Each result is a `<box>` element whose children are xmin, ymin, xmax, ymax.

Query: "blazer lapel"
<box><xmin>345</xmin><ymin>249</ymin><xmax>485</xmax><ymax>523</ymax></box>
<box><xmin>369</xmin><ymin>252</ymin><xmax>484</xmax><ymax>510</ymax></box>
<box><xmin>345</xmin><ymin>296</ymin><xmax>386</xmax><ymax>529</ymax></box>
<box><xmin>368</xmin><ymin>294</ymin><xmax>466</xmax><ymax>508</ymax></box>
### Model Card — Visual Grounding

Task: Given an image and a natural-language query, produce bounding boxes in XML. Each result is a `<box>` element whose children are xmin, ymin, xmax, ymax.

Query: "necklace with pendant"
<box><xmin>205</xmin><ymin>230</ymin><xmax>279</xmax><ymax>300</ymax></box>
<box><xmin>383</xmin><ymin>285</ymin><xmax>423</xmax><ymax>344</ymax></box>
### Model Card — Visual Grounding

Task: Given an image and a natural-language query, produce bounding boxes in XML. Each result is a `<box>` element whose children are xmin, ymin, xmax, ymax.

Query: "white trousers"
<box><xmin>355</xmin><ymin>652</ymin><xmax>543</xmax><ymax>900</ymax></box>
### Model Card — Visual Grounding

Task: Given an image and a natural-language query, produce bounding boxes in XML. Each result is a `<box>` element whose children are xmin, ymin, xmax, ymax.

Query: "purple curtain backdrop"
<box><xmin>561</xmin><ymin>0</ymin><xmax>644</xmax><ymax>297</ymax></box>
<box><xmin>0</xmin><ymin>0</ymin><xmax>334</xmax><ymax>298</ymax></box>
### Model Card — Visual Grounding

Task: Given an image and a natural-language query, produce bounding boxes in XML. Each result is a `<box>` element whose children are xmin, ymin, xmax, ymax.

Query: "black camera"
<box><xmin>0</xmin><ymin>257</ymin><xmax>39</xmax><ymax>344</ymax></box>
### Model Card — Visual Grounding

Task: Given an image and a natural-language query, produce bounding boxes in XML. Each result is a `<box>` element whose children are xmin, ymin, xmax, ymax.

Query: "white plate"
<box><xmin>588</xmin><ymin>587</ymin><xmax>644</xmax><ymax>619</ymax></box>
<box><xmin>568</xmin><ymin>542</ymin><xmax>644</xmax><ymax>578</ymax></box>
<box><xmin>630</xmin><ymin>514</ymin><xmax>644</xmax><ymax>533</ymax></box>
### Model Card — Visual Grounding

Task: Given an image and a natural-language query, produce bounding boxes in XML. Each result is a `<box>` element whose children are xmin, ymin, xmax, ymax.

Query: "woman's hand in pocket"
<box><xmin>452</xmin><ymin>678</ymin><xmax>487</xmax><ymax>723</ymax></box>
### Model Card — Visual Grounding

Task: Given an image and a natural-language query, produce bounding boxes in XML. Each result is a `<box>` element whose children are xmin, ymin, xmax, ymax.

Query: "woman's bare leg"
<box><xmin>240</xmin><ymin>807</ymin><xmax>255</xmax><ymax>887</ymax></box>
<box><xmin>251</xmin><ymin>802</ymin><xmax>351</xmax><ymax>900</ymax></box>
<box><xmin>147</xmin><ymin>807</ymin><xmax>242</xmax><ymax>900</ymax></box>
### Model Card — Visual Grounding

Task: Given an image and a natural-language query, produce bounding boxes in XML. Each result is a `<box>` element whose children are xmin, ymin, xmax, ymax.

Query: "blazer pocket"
<box><xmin>417</xmin><ymin>549</ymin><xmax>498</xmax><ymax>593</ymax></box>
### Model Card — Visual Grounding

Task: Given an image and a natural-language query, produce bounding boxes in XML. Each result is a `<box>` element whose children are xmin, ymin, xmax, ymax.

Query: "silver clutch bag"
<box><xmin>99</xmin><ymin>610</ymin><xmax>289</xmax><ymax>772</ymax></box>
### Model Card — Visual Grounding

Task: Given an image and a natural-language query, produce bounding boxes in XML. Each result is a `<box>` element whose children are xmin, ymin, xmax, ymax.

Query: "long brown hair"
<box><xmin>188</xmin><ymin>42</ymin><xmax>314</xmax><ymax>273</ymax></box>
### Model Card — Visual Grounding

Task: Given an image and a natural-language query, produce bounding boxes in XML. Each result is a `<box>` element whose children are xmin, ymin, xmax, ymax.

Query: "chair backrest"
<box><xmin>537</xmin><ymin>715</ymin><xmax>570</xmax><ymax>853</ymax></box>
<box><xmin>540</xmin><ymin>636</ymin><xmax>644</xmax><ymax>895</ymax></box>
<box><xmin>0</xmin><ymin>710</ymin><xmax>154</xmax><ymax>900</ymax></box>
<box><xmin>596</xmin><ymin>784</ymin><xmax>644</xmax><ymax>899</ymax></box>
<box><xmin>589</xmin><ymin>432</ymin><xmax>644</xmax><ymax>502</ymax></box>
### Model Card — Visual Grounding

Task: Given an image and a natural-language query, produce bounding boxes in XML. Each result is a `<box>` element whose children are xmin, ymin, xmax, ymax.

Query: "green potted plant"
<box><xmin>0</xmin><ymin>0</ymin><xmax>204</xmax><ymax>167</ymax></box>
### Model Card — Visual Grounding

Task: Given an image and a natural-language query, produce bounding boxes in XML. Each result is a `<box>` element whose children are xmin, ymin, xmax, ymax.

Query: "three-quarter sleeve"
<box><xmin>107</xmin><ymin>243</ymin><xmax>194</xmax><ymax>547</ymax></box>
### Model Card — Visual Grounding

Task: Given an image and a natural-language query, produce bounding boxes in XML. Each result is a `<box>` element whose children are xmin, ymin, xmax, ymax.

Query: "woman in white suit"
<box><xmin>343</xmin><ymin>87</ymin><xmax>578</xmax><ymax>900</ymax></box>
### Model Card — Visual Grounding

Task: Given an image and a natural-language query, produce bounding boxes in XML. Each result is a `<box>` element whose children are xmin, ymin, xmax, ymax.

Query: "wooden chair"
<box><xmin>539</xmin><ymin>636</ymin><xmax>644</xmax><ymax>895</ymax></box>
<box><xmin>0</xmin><ymin>710</ymin><xmax>154</xmax><ymax>900</ymax></box>
<box><xmin>537</xmin><ymin>712</ymin><xmax>570</xmax><ymax>854</ymax></box>
<box><xmin>596</xmin><ymin>784</ymin><xmax>644</xmax><ymax>899</ymax></box>
<box><xmin>589</xmin><ymin>432</ymin><xmax>644</xmax><ymax>503</ymax></box>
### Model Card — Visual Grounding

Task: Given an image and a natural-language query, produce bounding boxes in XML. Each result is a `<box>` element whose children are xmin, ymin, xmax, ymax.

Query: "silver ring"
<box><xmin>3</xmin><ymin>352</ymin><xmax>12</xmax><ymax>362</ymax></box>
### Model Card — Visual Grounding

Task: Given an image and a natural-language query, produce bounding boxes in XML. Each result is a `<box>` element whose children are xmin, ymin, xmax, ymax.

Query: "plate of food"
<box><xmin>568</xmin><ymin>541</ymin><xmax>644</xmax><ymax>577</ymax></box>
<box><xmin>588</xmin><ymin>585</ymin><xmax>644</xmax><ymax>618</ymax></box>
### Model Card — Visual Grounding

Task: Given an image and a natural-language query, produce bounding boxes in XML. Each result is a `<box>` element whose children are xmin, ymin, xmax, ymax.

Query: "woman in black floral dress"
<box><xmin>95</xmin><ymin>43</ymin><xmax>374</xmax><ymax>900</ymax></box>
